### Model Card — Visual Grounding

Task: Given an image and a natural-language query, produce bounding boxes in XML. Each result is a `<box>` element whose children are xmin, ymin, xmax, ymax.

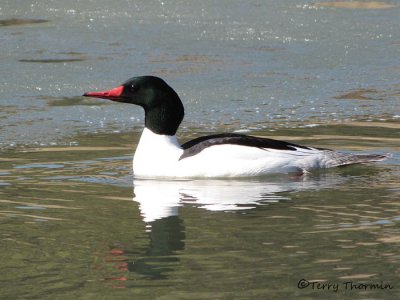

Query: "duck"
<box><xmin>83</xmin><ymin>76</ymin><xmax>388</xmax><ymax>178</ymax></box>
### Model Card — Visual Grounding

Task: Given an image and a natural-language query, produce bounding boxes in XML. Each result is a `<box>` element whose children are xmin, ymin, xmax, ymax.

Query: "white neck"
<box><xmin>133</xmin><ymin>127</ymin><xmax>183</xmax><ymax>177</ymax></box>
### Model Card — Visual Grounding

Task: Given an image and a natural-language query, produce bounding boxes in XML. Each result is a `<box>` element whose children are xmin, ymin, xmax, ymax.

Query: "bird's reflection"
<box><xmin>127</xmin><ymin>215</ymin><xmax>185</xmax><ymax>280</ymax></box>
<box><xmin>127</xmin><ymin>173</ymin><xmax>345</xmax><ymax>280</ymax></box>
<box><xmin>133</xmin><ymin>174</ymin><xmax>345</xmax><ymax>223</ymax></box>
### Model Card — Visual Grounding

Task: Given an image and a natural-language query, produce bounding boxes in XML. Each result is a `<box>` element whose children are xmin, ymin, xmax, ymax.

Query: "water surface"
<box><xmin>1</xmin><ymin>126</ymin><xmax>399</xmax><ymax>299</ymax></box>
<box><xmin>1</xmin><ymin>0</ymin><xmax>399</xmax><ymax>147</ymax></box>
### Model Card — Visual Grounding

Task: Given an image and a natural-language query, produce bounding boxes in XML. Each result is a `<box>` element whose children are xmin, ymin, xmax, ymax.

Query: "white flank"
<box><xmin>132</xmin><ymin>128</ymin><xmax>364</xmax><ymax>178</ymax></box>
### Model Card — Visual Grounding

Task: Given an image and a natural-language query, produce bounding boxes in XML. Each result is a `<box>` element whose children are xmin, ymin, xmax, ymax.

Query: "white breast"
<box><xmin>133</xmin><ymin>128</ymin><xmax>184</xmax><ymax>178</ymax></box>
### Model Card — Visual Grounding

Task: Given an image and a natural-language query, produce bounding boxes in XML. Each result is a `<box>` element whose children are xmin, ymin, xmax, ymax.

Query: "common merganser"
<box><xmin>83</xmin><ymin>76</ymin><xmax>388</xmax><ymax>178</ymax></box>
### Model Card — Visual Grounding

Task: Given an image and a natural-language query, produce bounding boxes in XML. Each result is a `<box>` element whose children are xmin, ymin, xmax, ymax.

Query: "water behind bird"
<box><xmin>1</xmin><ymin>0</ymin><xmax>399</xmax><ymax>147</ymax></box>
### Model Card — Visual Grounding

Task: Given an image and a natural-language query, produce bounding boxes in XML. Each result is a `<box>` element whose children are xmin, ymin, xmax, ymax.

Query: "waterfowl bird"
<box><xmin>83</xmin><ymin>76</ymin><xmax>388</xmax><ymax>178</ymax></box>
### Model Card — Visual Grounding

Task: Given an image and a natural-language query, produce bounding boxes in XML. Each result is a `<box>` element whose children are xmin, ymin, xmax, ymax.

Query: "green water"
<box><xmin>1</xmin><ymin>124</ymin><xmax>399</xmax><ymax>299</ymax></box>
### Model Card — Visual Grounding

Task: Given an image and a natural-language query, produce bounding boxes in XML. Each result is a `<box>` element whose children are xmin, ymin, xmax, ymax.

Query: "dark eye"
<box><xmin>129</xmin><ymin>84</ymin><xmax>139</xmax><ymax>92</ymax></box>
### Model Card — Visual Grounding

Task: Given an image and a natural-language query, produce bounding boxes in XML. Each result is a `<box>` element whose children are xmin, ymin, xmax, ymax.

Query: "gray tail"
<box><xmin>326</xmin><ymin>152</ymin><xmax>390</xmax><ymax>168</ymax></box>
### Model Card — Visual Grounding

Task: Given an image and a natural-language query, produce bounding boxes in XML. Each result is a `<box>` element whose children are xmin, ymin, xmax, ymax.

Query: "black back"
<box><xmin>179</xmin><ymin>133</ymin><xmax>314</xmax><ymax>160</ymax></box>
